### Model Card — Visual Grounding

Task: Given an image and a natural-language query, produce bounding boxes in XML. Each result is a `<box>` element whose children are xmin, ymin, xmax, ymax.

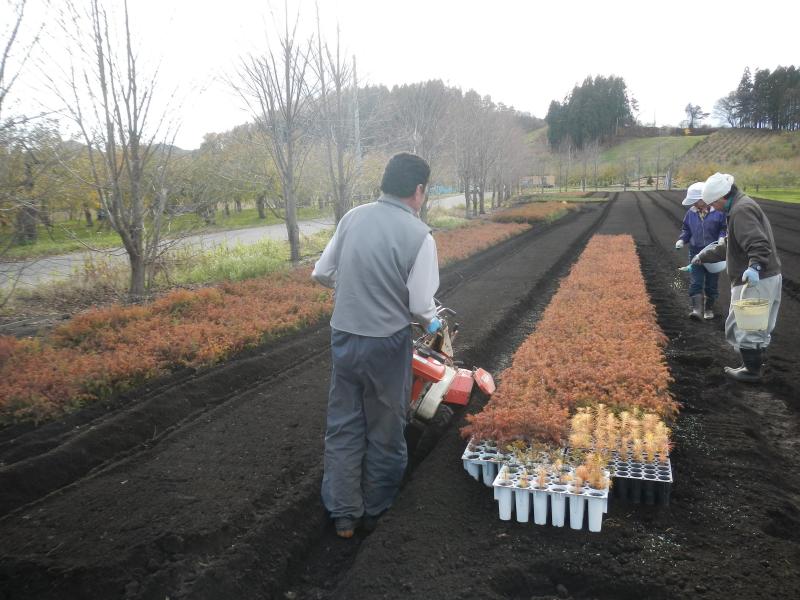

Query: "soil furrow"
<box><xmin>273</xmin><ymin>195</ymin><xmax>619</xmax><ymax>599</ymax></box>
<box><xmin>322</xmin><ymin>192</ymin><xmax>800</xmax><ymax>600</ymax></box>
<box><xmin>0</xmin><ymin>202</ymin><xmax>612</xmax><ymax>599</ymax></box>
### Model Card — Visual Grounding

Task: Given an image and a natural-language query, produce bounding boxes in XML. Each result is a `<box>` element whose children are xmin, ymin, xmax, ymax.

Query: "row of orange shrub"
<box><xmin>0</xmin><ymin>220</ymin><xmax>531</xmax><ymax>423</ymax></box>
<box><xmin>461</xmin><ymin>234</ymin><xmax>676</xmax><ymax>446</ymax></box>
<box><xmin>489</xmin><ymin>201</ymin><xmax>579</xmax><ymax>224</ymax></box>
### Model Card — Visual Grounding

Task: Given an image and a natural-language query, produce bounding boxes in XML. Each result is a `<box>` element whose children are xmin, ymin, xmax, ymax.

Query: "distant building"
<box><xmin>520</xmin><ymin>175</ymin><xmax>555</xmax><ymax>188</ymax></box>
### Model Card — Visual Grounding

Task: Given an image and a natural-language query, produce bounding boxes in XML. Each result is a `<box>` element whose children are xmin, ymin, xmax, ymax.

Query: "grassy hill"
<box><xmin>675</xmin><ymin>129</ymin><xmax>800</xmax><ymax>193</ymax></box>
<box><xmin>527</xmin><ymin>127</ymin><xmax>800</xmax><ymax>199</ymax></box>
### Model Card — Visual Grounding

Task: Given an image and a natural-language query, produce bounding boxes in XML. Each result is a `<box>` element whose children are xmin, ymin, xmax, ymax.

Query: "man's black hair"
<box><xmin>380</xmin><ymin>152</ymin><xmax>430</xmax><ymax>198</ymax></box>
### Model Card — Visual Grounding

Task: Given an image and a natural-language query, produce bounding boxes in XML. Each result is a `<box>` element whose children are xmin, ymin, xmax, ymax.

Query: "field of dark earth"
<box><xmin>1</xmin><ymin>192</ymin><xmax>799</xmax><ymax>600</ymax></box>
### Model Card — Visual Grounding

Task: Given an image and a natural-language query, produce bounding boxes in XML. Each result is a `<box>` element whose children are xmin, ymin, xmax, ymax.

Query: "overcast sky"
<box><xmin>7</xmin><ymin>0</ymin><xmax>798</xmax><ymax>149</ymax></box>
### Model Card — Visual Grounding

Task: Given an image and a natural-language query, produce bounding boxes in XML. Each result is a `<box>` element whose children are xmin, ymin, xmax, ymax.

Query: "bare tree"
<box><xmin>0</xmin><ymin>0</ymin><xmax>45</xmax><ymax>306</ymax></box>
<box><xmin>713</xmin><ymin>92</ymin><xmax>738</xmax><ymax>127</ymax></box>
<box><xmin>314</xmin><ymin>14</ymin><xmax>359</xmax><ymax>224</ymax></box>
<box><xmin>50</xmin><ymin>0</ymin><xmax>176</xmax><ymax>300</ymax></box>
<box><xmin>452</xmin><ymin>90</ymin><xmax>481</xmax><ymax>219</ymax></box>
<box><xmin>234</xmin><ymin>8</ymin><xmax>316</xmax><ymax>264</ymax></box>
<box><xmin>391</xmin><ymin>80</ymin><xmax>452</xmax><ymax>222</ymax></box>
<box><xmin>684</xmin><ymin>103</ymin><xmax>709</xmax><ymax>128</ymax></box>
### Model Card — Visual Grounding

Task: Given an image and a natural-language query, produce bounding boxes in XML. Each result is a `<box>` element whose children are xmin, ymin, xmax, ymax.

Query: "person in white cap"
<box><xmin>675</xmin><ymin>182</ymin><xmax>727</xmax><ymax>320</ymax></box>
<box><xmin>693</xmin><ymin>173</ymin><xmax>782</xmax><ymax>382</ymax></box>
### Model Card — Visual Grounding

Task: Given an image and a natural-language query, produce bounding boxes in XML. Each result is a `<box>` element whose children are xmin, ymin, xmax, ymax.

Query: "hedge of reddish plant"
<box><xmin>489</xmin><ymin>201</ymin><xmax>579</xmax><ymax>224</ymax></box>
<box><xmin>436</xmin><ymin>222</ymin><xmax>529</xmax><ymax>265</ymax></box>
<box><xmin>462</xmin><ymin>234</ymin><xmax>676</xmax><ymax>446</ymax></box>
<box><xmin>0</xmin><ymin>269</ymin><xmax>333</xmax><ymax>423</ymax></box>
<box><xmin>0</xmin><ymin>220</ymin><xmax>532</xmax><ymax>424</ymax></box>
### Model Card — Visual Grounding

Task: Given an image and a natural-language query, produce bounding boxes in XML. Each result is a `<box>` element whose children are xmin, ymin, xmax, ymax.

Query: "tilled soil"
<box><xmin>1</xmin><ymin>193</ymin><xmax>799</xmax><ymax>600</ymax></box>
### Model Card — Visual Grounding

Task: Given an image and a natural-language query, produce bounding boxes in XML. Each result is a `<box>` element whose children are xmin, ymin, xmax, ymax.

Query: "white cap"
<box><xmin>682</xmin><ymin>182</ymin><xmax>705</xmax><ymax>206</ymax></box>
<box><xmin>703</xmin><ymin>173</ymin><xmax>734</xmax><ymax>203</ymax></box>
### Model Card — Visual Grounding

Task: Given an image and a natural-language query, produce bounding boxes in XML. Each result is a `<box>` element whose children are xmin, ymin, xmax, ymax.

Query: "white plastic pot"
<box><xmin>549</xmin><ymin>490</ymin><xmax>566</xmax><ymax>527</ymax></box>
<box><xmin>481</xmin><ymin>462</ymin><xmax>496</xmax><ymax>487</ymax></box>
<box><xmin>532</xmin><ymin>490</ymin><xmax>548</xmax><ymax>525</ymax></box>
<box><xmin>464</xmin><ymin>460</ymin><xmax>481</xmax><ymax>480</ymax></box>
<box><xmin>514</xmin><ymin>489</ymin><xmax>530</xmax><ymax>523</ymax></box>
<box><xmin>496</xmin><ymin>485</ymin><xmax>513</xmax><ymax>520</ymax></box>
<box><xmin>587</xmin><ymin>494</ymin><xmax>605</xmax><ymax>532</ymax></box>
<box><xmin>569</xmin><ymin>494</ymin><xmax>586</xmax><ymax>530</ymax></box>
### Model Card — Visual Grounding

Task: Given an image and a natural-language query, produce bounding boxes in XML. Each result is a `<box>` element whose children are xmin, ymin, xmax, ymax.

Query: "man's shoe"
<box><xmin>362</xmin><ymin>512</ymin><xmax>384</xmax><ymax>533</ymax></box>
<box><xmin>334</xmin><ymin>516</ymin><xmax>360</xmax><ymax>539</ymax></box>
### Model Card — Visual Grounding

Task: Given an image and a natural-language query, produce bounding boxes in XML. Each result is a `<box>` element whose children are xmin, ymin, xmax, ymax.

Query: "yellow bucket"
<box><xmin>731</xmin><ymin>283</ymin><xmax>770</xmax><ymax>331</ymax></box>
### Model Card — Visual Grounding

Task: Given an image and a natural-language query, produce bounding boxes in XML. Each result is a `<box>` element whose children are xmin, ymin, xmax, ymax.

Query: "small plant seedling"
<box><xmin>536</xmin><ymin>466</ymin><xmax>548</xmax><ymax>488</ymax></box>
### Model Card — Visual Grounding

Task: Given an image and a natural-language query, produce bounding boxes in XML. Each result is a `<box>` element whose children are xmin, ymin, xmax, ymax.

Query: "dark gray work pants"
<box><xmin>321</xmin><ymin>327</ymin><xmax>412</xmax><ymax>520</ymax></box>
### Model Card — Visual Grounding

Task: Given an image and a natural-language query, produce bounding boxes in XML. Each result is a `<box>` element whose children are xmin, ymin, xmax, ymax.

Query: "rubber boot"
<box><xmin>704</xmin><ymin>297</ymin><xmax>715</xmax><ymax>320</ymax></box>
<box><xmin>689</xmin><ymin>295</ymin><xmax>704</xmax><ymax>321</ymax></box>
<box><xmin>724</xmin><ymin>348</ymin><xmax>764</xmax><ymax>383</ymax></box>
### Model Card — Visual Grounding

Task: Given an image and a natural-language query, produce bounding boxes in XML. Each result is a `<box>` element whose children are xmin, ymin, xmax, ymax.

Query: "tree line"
<box><xmin>544</xmin><ymin>75</ymin><xmax>636</xmax><ymax>150</ymax></box>
<box><xmin>714</xmin><ymin>65</ymin><xmax>800</xmax><ymax>130</ymax></box>
<box><xmin>1</xmin><ymin>0</ymin><xmax>538</xmax><ymax>301</ymax></box>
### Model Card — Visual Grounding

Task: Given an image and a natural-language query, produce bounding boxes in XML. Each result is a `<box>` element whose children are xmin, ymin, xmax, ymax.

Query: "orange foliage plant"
<box><xmin>490</xmin><ymin>201</ymin><xmax>579</xmax><ymax>225</ymax></box>
<box><xmin>461</xmin><ymin>234</ymin><xmax>676</xmax><ymax>447</ymax></box>
<box><xmin>0</xmin><ymin>220</ymin><xmax>533</xmax><ymax>424</ymax></box>
<box><xmin>434</xmin><ymin>222</ymin><xmax>529</xmax><ymax>265</ymax></box>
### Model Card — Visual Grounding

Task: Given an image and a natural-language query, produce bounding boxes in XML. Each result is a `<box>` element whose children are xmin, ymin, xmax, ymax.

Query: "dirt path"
<box><xmin>0</xmin><ymin>201</ymin><xmax>615</xmax><ymax>599</ymax></box>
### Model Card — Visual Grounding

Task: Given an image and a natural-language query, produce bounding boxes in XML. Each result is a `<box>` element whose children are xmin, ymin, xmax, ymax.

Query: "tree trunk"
<box><xmin>256</xmin><ymin>193</ymin><xmax>267</xmax><ymax>219</ymax></box>
<box><xmin>235</xmin><ymin>199</ymin><xmax>242</xmax><ymax>213</ymax></box>
<box><xmin>463</xmin><ymin>178</ymin><xmax>471</xmax><ymax>219</ymax></box>
<box><xmin>223</xmin><ymin>201</ymin><xmax>230</xmax><ymax>217</ymax></box>
<box><xmin>285</xmin><ymin>170</ymin><xmax>301</xmax><ymax>264</ymax></box>
<box><xmin>129</xmin><ymin>251</ymin><xmax>146</xmax><ymax>301</ymax></box>
<box><xmin>84</xmin><ymin>207</ymin><xmax>94</xmax><ymax>228</ymax></box>
<box><xmin>15</xmin><ymin>206</ymin><xmax>38</xmax><ymax>244</ymax></box>
<box><xmin>479</xmin><ymin>179</ymin><xmax>486</xmax><ymax>214</ymax></box>
<box><xmin>420</xmin><ymin>190</ymin><xmax>430</xmax><ymax>223</ymax></box>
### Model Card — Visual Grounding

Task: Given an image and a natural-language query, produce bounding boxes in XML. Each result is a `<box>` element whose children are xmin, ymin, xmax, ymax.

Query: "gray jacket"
<box><xmin>699</xmin><ymin>191</ymin><xmax>781</xmax><ymax>280</ymax></box>
<box><xmin>313</xmin><ymin>195</ymin><xmax>432</xmax><ymax>337</ymax></box>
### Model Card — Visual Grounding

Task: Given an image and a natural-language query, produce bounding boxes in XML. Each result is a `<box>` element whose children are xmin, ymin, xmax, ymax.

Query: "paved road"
<box><xmin>0</xmin><ymin>216</ymin><xmax>336</xmax><ymax>289</ymax></box>
<box><xmin>427</xmin><ymin>193</ymin><xmax>489</xmax><ymax>211</ymax></box>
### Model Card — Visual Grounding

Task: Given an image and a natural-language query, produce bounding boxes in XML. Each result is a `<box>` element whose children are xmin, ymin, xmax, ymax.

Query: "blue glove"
<box><xmin>427</xmin><ymin>317</ymin><xmax>442</xmax><ymax>334</ymax></box>
<box><xmin>742</xmin><ymin>266</ymin><xmax>760</xmax><ymax>284</ymax></box>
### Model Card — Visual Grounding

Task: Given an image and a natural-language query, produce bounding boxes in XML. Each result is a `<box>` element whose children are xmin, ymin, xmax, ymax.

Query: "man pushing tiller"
<box><xmin>312</xmin><ymin>153</ymin><xmax>441</xmax><ymax>538</ymax></box>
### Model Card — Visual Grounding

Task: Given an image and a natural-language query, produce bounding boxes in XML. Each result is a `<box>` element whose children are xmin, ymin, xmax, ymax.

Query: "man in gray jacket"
<box><xmin>312</xmin><ymin>153</ymin><xmax>441</xmax><ymax>538</ymax></box>
<box><xmin>694</xmin><ymin>172</ymin><xmax>781</xmax><ymax>382</ymax></box>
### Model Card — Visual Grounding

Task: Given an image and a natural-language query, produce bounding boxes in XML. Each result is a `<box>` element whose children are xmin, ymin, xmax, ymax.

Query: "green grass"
<box><xmin>749</xmin><ymin>188</ymin><xmax>800</xmax><ymax>203</ymax></box>
<box><xmin>426</xmin><ymin>206</ymin><xmax>470</xmax><ymax>230</ymax></box>
<box><xmin>0</xmin><ymin>206</ymin><xmax>328</xmax><ymax>260</ymax></box>
<box><xmin>599</xmin><ymin>136</ymin><xmax>707</xmax><ymax>166</ymax></box>
<box><xmin>1</xmin><ymin>225</ymin><xmax>122</xmax><ymax>259</ymax></box>
<box><xmin>163</xmin><ymin>230</ymin><xmax>333</xmax><ymax>286</ymax></box>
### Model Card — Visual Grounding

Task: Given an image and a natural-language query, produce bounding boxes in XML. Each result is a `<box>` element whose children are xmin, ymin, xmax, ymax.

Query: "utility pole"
<box><xmin>655</xmin><ymin>144</ymin><xmax>661</xmax><ymax>191</ymax></box>
<box><xmin>637</xmin><ymin>155</ymin><xmax>641</xmax><ymax>190</ymax></box>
